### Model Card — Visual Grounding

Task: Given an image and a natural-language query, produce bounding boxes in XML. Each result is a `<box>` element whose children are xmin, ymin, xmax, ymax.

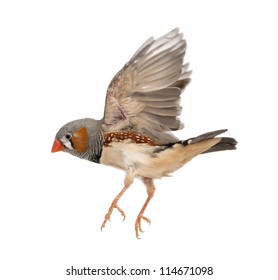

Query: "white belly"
<box><xmin>99</xmin><ymin>138</ymin><xmax>220</xmax><ymax>179</ymax></box>
<box><xmin>100</xmin><ymin>142</ymin><xmax>157</xmax><ymax>177</ymax></box>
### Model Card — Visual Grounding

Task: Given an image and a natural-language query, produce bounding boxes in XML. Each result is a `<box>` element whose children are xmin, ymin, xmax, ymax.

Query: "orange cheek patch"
<box><xmin>72</xmin><ymin>127</ymin><xmax>88</xmax><ymax>153</ymax></box>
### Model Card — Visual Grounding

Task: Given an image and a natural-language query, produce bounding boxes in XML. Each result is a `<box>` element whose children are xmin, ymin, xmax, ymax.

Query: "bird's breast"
<box><xmin>99</xmin><ymin>141</ymin><xmax>184</xmax><ymax>179</ymax></box>
<box><xmin>100</xmin><ymin>142</ymin><xmax>153</xmax><ymax>172</ymax></box>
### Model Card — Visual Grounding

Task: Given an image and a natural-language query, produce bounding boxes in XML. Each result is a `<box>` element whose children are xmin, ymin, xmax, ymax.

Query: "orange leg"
<box><xmin>135</xmin><ymin>178</ymin><xmax>156</xmax><ymax>239</ymax></box>
<box><xmin>100</xmin><ymin>183</ymin><xmax>130</xmax><ymax>231</ymax></box>
<box><xmin>101</xmin><ymin>168</ymin><xmax>134</xmax><ymax>231</ymax></box>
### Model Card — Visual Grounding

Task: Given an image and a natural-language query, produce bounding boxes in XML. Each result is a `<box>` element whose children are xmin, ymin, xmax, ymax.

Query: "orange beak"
<box><xmin>51</xmin><ymin>139</ymin><xmax>64</xmax><ymax>153</ymax></box>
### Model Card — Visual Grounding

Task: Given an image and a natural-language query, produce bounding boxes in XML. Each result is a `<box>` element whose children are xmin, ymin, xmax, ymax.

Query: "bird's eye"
<box><xmin>65</xmin><ymin>133</ymin><xmax>72</xmax><ymax>140</ymax></box>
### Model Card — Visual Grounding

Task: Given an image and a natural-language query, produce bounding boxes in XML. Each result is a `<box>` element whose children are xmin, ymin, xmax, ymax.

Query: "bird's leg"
<box><xmin>101</xmin><ymin>167</ymin><xmax>135</xmax><ymax>231</ymax></box>
<box><xmin>100</xmin><ymin>185</ymin><xmax>129</xmax><ymax>230</ymax></box>
<box><xmin>135</xmin><ymin>177</ymin><xmax>156</xmax><ymax>239</ymax></box>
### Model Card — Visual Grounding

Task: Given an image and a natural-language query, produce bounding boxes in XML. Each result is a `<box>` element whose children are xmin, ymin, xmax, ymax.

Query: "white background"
<box><xmin>1</xmin><ymin>1</ymin><xmax>277</xmax><ymax>279</ymax></box>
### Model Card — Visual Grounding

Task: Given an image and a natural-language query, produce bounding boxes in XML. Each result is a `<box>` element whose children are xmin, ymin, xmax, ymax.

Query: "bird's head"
<box><xmin>51</xmin><ymin>118</ymin><xmax>103</xmax><ymax>162</ymax></box>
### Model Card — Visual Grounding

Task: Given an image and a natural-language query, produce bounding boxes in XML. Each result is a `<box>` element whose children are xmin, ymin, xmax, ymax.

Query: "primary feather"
<box><xmin>102</xmin><ymin>28</ymin><xmax>191</xmax><ymax>144</ymax></box>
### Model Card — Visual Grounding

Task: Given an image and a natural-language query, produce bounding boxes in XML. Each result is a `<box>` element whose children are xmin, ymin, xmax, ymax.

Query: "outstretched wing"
<box><xmin>101</xmin><ymin>28</ymin><xmax>191</xmax><ymax>144</ymax></box>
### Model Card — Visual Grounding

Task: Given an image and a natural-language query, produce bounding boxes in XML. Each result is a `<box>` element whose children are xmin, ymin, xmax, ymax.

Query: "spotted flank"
<box><xmin>103</xmin><ymin>131</ymin><xmax>156</xmax><ymax>146</ymax></box>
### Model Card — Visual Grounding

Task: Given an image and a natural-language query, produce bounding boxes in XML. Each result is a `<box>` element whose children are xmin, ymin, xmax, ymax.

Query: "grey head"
<box><xmin>52</xmin><ymin>118</ymin><xmax>103</xmax><ymax>163</ymax></box>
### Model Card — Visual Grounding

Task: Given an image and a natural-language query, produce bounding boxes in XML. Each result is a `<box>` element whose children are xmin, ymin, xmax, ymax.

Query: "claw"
<box><xmin>115</xmin><ymin>205</ymin><xmax>126</xmax><ymax>221</ymax></box>
<box><xmin>100</xmin><ymin>203</ymin><xmax>126</xmax><ymax>231</ymax></box>
<box><xmin>135</xmin><ymin>214</ymin><xmax>151</xmax><ymax>239</ymax></box>
<box><xmin>100</xmin><ymin>181</ymin><xmax>132</xmax><ymax>232</ymax></box>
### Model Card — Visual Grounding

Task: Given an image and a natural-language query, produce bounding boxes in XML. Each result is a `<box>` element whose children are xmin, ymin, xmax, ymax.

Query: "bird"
<box><xmin>51</xmin><ymin>28</ymin><xmax>237</xmax><ymax>238</ymax></box>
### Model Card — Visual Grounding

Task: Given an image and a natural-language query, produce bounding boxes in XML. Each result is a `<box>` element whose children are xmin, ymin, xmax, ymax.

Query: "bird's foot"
<box><xmin>135</xmin><ymin>214</ymin><xmax>151</xmax><ymax>239</ymax></box>
<box><xmin>100</xmin><ymin>203</ymin><xmax>126</xmax><ymax>231</ymax></box>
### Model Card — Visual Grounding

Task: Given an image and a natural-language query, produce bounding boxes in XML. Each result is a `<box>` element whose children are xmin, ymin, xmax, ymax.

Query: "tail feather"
<box><xmin>176</xmin><ymin>129</ymin><xmax>237</xmax><ymax>153</ymax></box>
<box><xmin>202</xmin><ymin>137</ymin><xmax>237</xmax><ymax>153</ymax></box>
<box><xmin>188</xmin><ymin>129</ymin><xmax>228</xmax><ymax>144</ymax></box>
<box><xmin>149</xmin><ymin>129</ymin><xmax>237</xmax><ymax>178</ymax></box>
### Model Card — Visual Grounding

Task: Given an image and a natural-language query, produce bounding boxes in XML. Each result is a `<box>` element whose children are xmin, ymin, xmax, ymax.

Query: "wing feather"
<box><xmin>102</xmin><ymin>28</ymin><xmax>191</xmax><ymax>144</ymax></box>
